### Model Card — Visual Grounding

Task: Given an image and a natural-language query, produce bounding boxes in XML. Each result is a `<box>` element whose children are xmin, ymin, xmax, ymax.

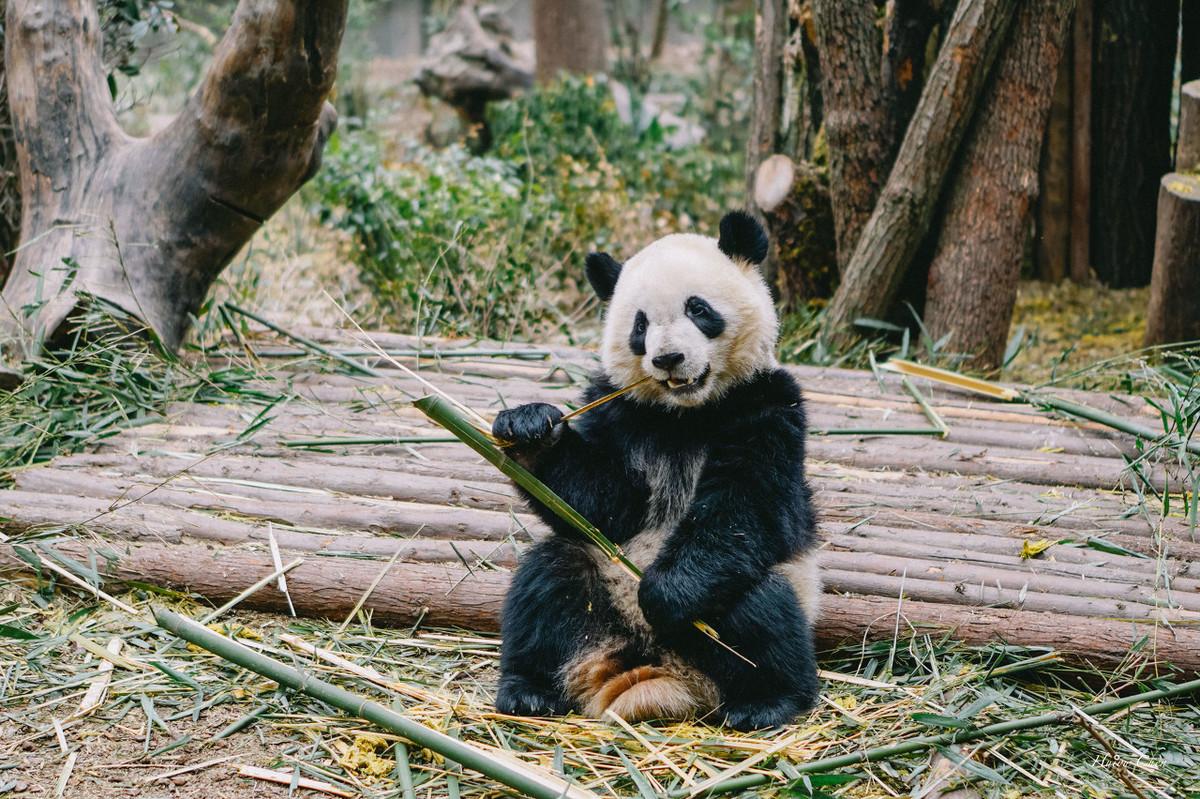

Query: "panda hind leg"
<box><xmin>697</xmin><ymin>572</ymin><xmax>820</xmax><ymax>731</ymax></box>
<box><xmin>496</xmin><ymin>538</ymin><xmax>616</xmax><ymax>717</ymax></box>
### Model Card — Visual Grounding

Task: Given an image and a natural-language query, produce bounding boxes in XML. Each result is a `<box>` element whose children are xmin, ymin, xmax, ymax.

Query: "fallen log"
<box><xmin>5</xmin><ymin>540</ymin><xmax>1197</xmax><ymax>672</ymax></box>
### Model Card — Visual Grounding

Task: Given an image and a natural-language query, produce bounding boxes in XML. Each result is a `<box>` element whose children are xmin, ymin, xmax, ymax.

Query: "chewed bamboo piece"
<box><xmin>880</xmin><ymin>358</ymin><xmax>1021</xmax><ymax>401</ymax></box>
<box><xmin>560</xmin><ymin>376</ymin><xmax>653</xmax><ymax>423</ymax></box>
<box><xmin>415</xmin><ymin>395</ymin><xmax>755</xmax><ymax>666</ymax></box>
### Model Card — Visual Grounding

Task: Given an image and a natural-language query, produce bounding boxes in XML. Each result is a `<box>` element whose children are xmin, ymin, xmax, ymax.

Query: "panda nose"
<box><xmin>652</xmin><ymin>352</ymin><xmax>685</xmax><ymax>370</ymax></box>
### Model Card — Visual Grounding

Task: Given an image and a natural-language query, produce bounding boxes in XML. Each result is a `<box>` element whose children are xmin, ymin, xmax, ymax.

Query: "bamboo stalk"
<box><xmin>152</xmin><ymin>609</ymin><xmax>597</xmax><ymax>799</ymax></box>
<box><xmin>283</xmin><ymin>436</ymin><xmax>460</xmax><ymax>448</ymax></box>
<box><xmin>223</xmin><ymin>303</ymin><xmax>383</xmax><ymax>379</ymax></box>
<box><xmin>901</xmin><ymin>376</ymin><xmax>949</xmax><ymax>438</ymax></box>
<box><xmin>880</xmin><ymin>359</ymin><xmax>1021</xmax><ymax>400</ymax></box>
<box><xmin>885</xmin><ymin>356</ymin><xmax>1200</xmax><ymax>456</ymax></box>
<box><xmin>560</xmin><ymin>376</ymin><xmax>653</xmax><ymax>423</ymax></box>
<box><xmin>673</xmin><ymin>677</ymin><xmax>1200</xmax><ymax>797</ymax></box>
<box><xmin>414</xmin><ymin>395</ymin><xmax>754</xmax><ymax>665</ymax></box>
<box><xmin>811</xmin><ymin>427</ymin><xmax>945</xmax><ymax>437</ymax></box>
<box><xmin>230</xmin><ymin>347</ymin><xmax>550</xmax><ymax>361</ymax></box>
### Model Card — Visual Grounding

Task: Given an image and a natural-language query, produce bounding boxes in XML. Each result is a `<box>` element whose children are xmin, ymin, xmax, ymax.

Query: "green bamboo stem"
<box><xmin>152</xmin><ymin>608</ymin><xmax>596</xmax><ymax>799</ymax></box>
<box><xmin>234</xmin><ymin>347</ymin><xmax>550</xmax><ymax>361</ymax></box>
<box><xmin>223</xmin><ymin>303</ymin><xmax>384</xmax><ymax>379</ymax></box>
<box><xmin>810</xmin><ymin>427</ymin><xmax>944</xmax><ymax>437</ymax></box>
<box><xmin>670</xmin><ymin>676</ymin><xmax>1200</xmax><ymax>797</ymax></box>
<box><xmin>1026</xmin><ymin>393</ymin><xmax>1200</xmax><ymax>457</ymax></box>
<box><xmin>414</xmin><ymin>395</ymin><xmax>642</xmax><ymax>577</ymax></box>
<box><xmin>282</xmin><ymin>436</ymin><xmax>460</xmax><ymax>448</ymax></box>
<box><xmin>901</xmin><ymin>376</ymin><xmax>949</xmax><ymax>438</ymax></box>
<box><xmin>415</xmin><ymin>395</ymin><xmax>753</xmax><ymax>665</ymax></box>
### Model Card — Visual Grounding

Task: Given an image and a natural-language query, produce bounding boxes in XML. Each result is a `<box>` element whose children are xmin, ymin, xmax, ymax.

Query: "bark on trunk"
<box><xmin>881</xmin><ymin>0</ymin><xmax>939</xmax><ymax>158</ymax></box>
<box><xmin>810</xmin><ymin>0</ymin><xmax>890</xmax><ymax>272</ymax></box>
<box><xmin>1035</xmin><ymin>40</ymin><xmax>1072</xmax><ymax>282</ymax></box>
<box><xmin>0</xmin><ymin>0</ymin><xmax>17</xmax><ymax>289</ymax></box>
<box><xmin>924</xmin><ymin>0</ymin><xmax>1075</xmax><ymax>371</ymax></box>
<box><xmin>1143</xmin><ymin>174</ymin><xmax>1200</xmax><ymax>346</ymax></box>
<box><xmin>0</xmin><ymin>0</ymin><xmax>346</xmax><ymax>356</ymax></box>
<box><xmin>745</xmin><ymin>0</ymin><xmax>789</xmax><ymax>288</ymax></box>
<box><xmin>532</xmin><ymin>0</ymin><xmax>608</xmax><ymax>83</ymax></box>
<box><xmin>1185</xmin><ymin>0</ymin><xmax>1200</xmax><ymax>84</ymax></box>
<box><xmin>1068</xmin><ymin>0</ymin><xmax>1092</xmax><ymax>282</ymax></box>
<box><xmin>753</xmin><ymin>154</ymin><xmax>837</xmax><ymax>305</ymax></box>
<box><xmin>820</xmin><ymin>0</ymin><xmax>1018</xmax><ymax>348</ymax></box>
<box><xmin>1089</xmin><ymin>0</ymin><xmax>1177</xmax><ymax>288</ymax></box>
<box><xmin>1177</xmin><ymin>80</ymin><xmax>1200</xmax><ymax>173</ymax></box>
<box><xmin>9</xmin><ymin>539</ymin><xmax>1200</xmax><ymax>672</ymax></box>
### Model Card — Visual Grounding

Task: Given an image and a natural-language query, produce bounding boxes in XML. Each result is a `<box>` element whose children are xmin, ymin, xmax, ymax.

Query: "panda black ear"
<box><xmin>717</xmin><ymin>210</ymin><xmax>769</xmax><ymax>265</ymax></box>
<box><xmin>585</xmin><ymin>252</ymin><xmax>623</xmax><ymax>302</ymax></box>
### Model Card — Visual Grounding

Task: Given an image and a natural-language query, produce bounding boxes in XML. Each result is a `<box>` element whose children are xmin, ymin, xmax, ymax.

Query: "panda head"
<box><xmin>587</xmin><ymin>211</ymin><xmax>778</xmax><ymax>409</ymax></box>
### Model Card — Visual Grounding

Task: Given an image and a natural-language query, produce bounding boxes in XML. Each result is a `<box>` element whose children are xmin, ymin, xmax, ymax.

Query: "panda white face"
<box><xmin>588</xmin><ymin>212</ymin><xmax>779</xmax><ymax>409</ymax></box>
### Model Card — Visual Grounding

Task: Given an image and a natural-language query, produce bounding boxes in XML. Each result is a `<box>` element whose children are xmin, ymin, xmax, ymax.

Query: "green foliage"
<box><xmin>314</xmin><ymin>76</ymin><xmax>745</xmax><ymax>340</ymax></box>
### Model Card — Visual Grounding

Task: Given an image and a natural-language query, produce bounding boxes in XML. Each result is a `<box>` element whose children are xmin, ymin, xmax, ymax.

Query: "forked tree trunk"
<box><xmin>924</xmin><ymin>0</ymin><xmax>1075</xmax><ymax>370</ymax></box>
<box><xmin>532</xmin><ymin>0</ymin><xmax>608</xmax><ymax>83</ymax></box>
<box><xmin>1089</xmin><ymin>0</ymin><xmax>1176</xmax><ymax>288</ymax></box>
<box><xmin>881</xmin><ymin>0</ymin><xmax>939</xmax><ymax>159</ymax></box>
<box><xmin>0</xmin><ymin>0</ymin><xmax>347</xmax><ymax>356</ymax></box>
<box><xmin>810</xmin><ymin>0</ymin><xmax>890</xmax><ymax>272</ymax></box>
<box><xmin>820</xmin><ymin>0</ymin><xmax>1017</xmax><ymax>348</ymax></box>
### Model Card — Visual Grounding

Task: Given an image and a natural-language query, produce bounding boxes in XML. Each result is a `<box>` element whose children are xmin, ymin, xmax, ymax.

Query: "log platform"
<box><xmin>2</xmin><ymin>325</ymin><xmax>1197</xmax><ymax>671</ymax></box>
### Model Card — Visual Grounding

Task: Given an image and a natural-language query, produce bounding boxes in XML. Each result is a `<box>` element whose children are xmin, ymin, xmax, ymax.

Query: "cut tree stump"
<box><xmin>1</xmin><ymin>325</ymin><xmax>1196</xmax><ymax>674</ymax></box>
<box><xmin>1177</xmin><ymin>80</ymin><xmax>1200</xmax><ymax>173</ymax></box>
<box><xmin>1143</xmin><ymin>174</ymin><xmax>1200</xmax><ymax>346</ymax></box>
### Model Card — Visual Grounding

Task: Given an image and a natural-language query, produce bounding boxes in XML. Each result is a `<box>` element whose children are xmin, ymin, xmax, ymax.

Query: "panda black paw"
<box><xmin>495</xmin><ymin>676</ymin><xmax>571</xmax><ymax>717</ymax></box>
<box><xmin>721</xmin><ymin>699</ymin><xmax>803</xmax><ymax>732</ymax></box>
<box><xmin>493</xmin><ymin>403</ymin><xmax>564</xmax><ymax>447</ymax></box>
<box><xmin>637</xmin><ymin>567</ymin><xmax>696</xmax><ymax>634</ymax></box>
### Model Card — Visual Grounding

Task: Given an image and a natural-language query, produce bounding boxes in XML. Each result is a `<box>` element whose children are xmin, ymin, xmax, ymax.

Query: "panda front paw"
<box><xmin>495</xmin><ymin>676</ymin><xmax>571</xmax><ymax>717</ymax></box>
<box><xmin>493</xmin><ymin>403</ymin><xmax>565</xmax><ymax>447</ymax></box>
<box><xmin>721</xmin><ymin>699</ymin><xmax>803</xmax><ymax>731</ymax></box>
<box><xmin>637</xmin><ymin>567</ymin><xmax>695</xmax><ymax>635</ymax></box>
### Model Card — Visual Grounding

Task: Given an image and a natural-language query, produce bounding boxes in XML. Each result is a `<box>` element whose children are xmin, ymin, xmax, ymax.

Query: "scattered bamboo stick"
<box><xmin>198</xmin><ymin>558</ymin><xmax>303</xmax><ymax>624</ymax></box>
<box><xmin>236</xmin><ymin>764</ymin><xmax>354</xmax><ymax>798</ymax></box>
<box><xmin>884</xmin><ymin>357</ymin><xmax>1200</xmax><ymax>456</ymax></box>
<box><xmin>224</xmin><ymin>303</ymin><xmax>383</xmax><ymax>379</ymax></box>
<box><xmin>152</xmin><ymin>609</ymin><xmax>597</xmax><ymax>799</ymax></box>
<box><xmin>32</xmin><ymin>549</ymin><xmax>138</xmax><ymax>616</ymax></box>
<box><xmin>266</xmin><ymin>525</ymin><xmax>296</xmax><ymax>618</ymax></box>
<box><xmin>283</xmin><ymin>435</ymin><xmax>460</xmax><ymax>448</ymax></box>
<box><xmin>76</xmin><ymin>637</ymin><xmax>121</xmax><ymax>716</ymax></box>
<box><xmin>670</xmin><ymin>676</ymin><xmax>1200</xmax><ymax>797</ymax></box>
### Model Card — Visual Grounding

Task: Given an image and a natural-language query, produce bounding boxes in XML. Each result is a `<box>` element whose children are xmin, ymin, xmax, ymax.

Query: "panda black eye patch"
<box><xmin>685</xmin><ymin>296</ymin><xmax>725</xmax><ymax>338</ymax></box>
<box><xmin>629</xmin><ymin>310</ymin><xmax>648</xmax><ymax>355</ymax></box>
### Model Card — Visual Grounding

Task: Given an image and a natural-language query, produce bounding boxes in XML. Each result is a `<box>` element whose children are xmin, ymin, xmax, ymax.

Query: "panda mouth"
<box><xmin>661</xmin><ymin>366</ymin><xmax>711</xmax><ymax>393</ymax></box>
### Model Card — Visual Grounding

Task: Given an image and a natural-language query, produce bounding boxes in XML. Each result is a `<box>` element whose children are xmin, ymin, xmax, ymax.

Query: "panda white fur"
<box><xmin>493</xmin><ymin>211</ymin><xmax>820</xmax><ymax>730</ymax></box>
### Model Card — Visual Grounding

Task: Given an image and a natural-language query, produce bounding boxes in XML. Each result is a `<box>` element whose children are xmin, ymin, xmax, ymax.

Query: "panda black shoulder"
<box><xmin>730</xmin><ymin>368</ymin><xmax>803</xmax><ymax>410</ymax></box>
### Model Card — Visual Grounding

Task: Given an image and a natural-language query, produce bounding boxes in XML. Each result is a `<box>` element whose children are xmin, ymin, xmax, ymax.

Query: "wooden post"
<box><xmin>1143</xmin><ymin>175</ymin><xmax>1200</xmax><ymax>346</ymax></box>
<box><xmin>1069</xmin><ymin>0</ymin><xmax>1092</xmax><ymax>283</ymax></box>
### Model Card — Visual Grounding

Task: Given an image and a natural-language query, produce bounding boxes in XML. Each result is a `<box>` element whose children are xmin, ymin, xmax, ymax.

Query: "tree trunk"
<box><xmin>881</xmin><ymin>0</ymin><xmax>939</xmax><ymax>159</ymax></box>
<box><xmin>532</xmin><ymin>0</ymin><xmax>608</xmax><ymax>83</ymax></box>
<box><xmin>745</xmin><ymin>0</ymin><xmax>789</xmax><ymax>289</ymax></box>
<box><xmin>1177</xmin><ymin>80</ymin><xmax>1200</xmax><ymax>173</ymax></box>
<box><xmin>1035</xmin><ymin>40</ymin><xmax>1072</xmax><ymax>282</ymax></box>
<box><xmin>1185</xmin><ymin>0</ymin><xmax>1200</xmax><ymax>84</ymax></box>
<box><xmin>924</xmin><ymin>0</ymin><xmax>1075</xmax><ymax>371</ymax></box>
<box><xmin>820</xmin><ymin>0</ymin><xmax>1018</xmax><ymax>348</ymax></box>
<box><xmin>0</xmin><ymin>0</ymin><xmax>16</xmax><ymax>289</ymax></box>
<box><xmin>1089</xmin><ymin>0</ymin><xmax>1176</xmax><ymax>288</ymax></box>
<box><xmin>754</xmin><ymin>154</ymin><xmax>838</xmax><ymax>305</ymax></box>
<box><xmin>1144</xmin><ymin>175</ymin><xmax>1200</xmax><ymax>346</ymax></box>
<box><xmin>0</xmin><ymin>0</ymin><xmax>347</xmax><ymax>356</ymax></box>
<box><xmin>810</xmin><ymin>0</ymin><xmax>890</xmax><ymax>272</ymax></box>
<box><xmin>1068</xmin><ymin>0</ymin><xmax>1092</xmax><ymax>282</ymax></box>
<box><xmin>649</xmin><ymin>0</ymin><xmax>669</xmax><ymax>60</ymax></box>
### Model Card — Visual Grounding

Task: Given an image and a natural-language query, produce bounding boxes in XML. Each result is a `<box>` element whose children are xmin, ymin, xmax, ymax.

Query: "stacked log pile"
<box><xmin>2</xmin><ymin>325</ymin><xmax>1197</xmax><ymax>670</ymax></box>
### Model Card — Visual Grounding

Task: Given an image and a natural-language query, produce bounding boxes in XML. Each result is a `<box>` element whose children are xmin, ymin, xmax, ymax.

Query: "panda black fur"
<box><xmin>493</xmin><ymin>211</ymin><xmax>820</xmax><ymax>731</ymax></box>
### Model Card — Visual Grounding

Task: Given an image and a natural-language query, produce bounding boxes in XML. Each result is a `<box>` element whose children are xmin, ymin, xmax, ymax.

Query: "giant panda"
<box><xmin>492</xmin><ymin>211</ymin><xmax>820</xmax><ymax>731</ymax></box>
